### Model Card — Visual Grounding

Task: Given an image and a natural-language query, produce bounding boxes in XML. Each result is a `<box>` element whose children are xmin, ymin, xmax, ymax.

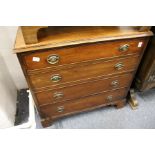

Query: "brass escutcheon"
<box><xmin>47</xmin><ymin>54</ymin><xmax>60</xmax><ymax>64</ymax></box>
<box><xmin>115</xmin><ymin>62</ymin><xmax>124</xmax><ymax>70</ymax></box>
<box><xmin>53</xmin><ymin>92</ymin><xmax>64</xmax><ymax>99</ymax></box>
<box><xmin>111</xmin><ymin>80</ymin><xmax>119</xmax><ymax>87</ymax></box>
<box><xmin>107</xmin><ymin>95</ymin><xmax>113</xmax><ymax>102</ymax></box>
<box><xmin>57</xmin><ymin>106</ymin><xmax>64</xmax><ymax>113</ymax></box>
<box><xmin>119</xmin><ymin>44</ymin><xmax>129</xmax><ymax>52</ymax></box>
<box><xmin>51</xmin><ymin>74</ymin><xmax>62</xmax><ymax>82</ymax></box>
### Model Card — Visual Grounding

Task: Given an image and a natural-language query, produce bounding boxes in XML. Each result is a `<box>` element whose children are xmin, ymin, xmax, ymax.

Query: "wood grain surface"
<box><xmin>21</xmin><ymin>37</ymin><xmax>146</xmax><ymax>70</ymax></box>
<box><xmin>14</xmin><ymin>26</ymin><xmax>153</xmax><ymax>53</ymax></box>
<box><xmin>28</xmin><ymin>55</ymin><xmax>140</xmax><ymax>90</ymax></box>
<box><xmin>35</xmin><ymin>72</ymin><xmax>133</xmax><ymax>106</ymax></box>
<box><xmin>15</xmin><ymin>26</ymin><xmax>151</xmax><ymax>127</ymax></box>
<box><xmin>39</xmin><ymin>88</ymin><xmax>127</xmax><ymax>119</ymax></box>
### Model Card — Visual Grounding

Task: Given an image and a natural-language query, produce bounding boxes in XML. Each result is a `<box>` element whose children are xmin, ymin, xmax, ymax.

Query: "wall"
<box><xmin>0</xmin><ymin>26</ymin><xmax>27</xmax><ymax>128</ymax></box>
<box><xmin>0</xmin><ymin>27</ymin><xmax>27</xmax><ymax>89</ymax></box>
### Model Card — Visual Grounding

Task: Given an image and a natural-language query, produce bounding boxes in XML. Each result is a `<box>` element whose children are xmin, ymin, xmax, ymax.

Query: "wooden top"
<box><xmin>14</xmin><ymin>26</ymin><xmax>153</xmax><ymax>53</ymax></box>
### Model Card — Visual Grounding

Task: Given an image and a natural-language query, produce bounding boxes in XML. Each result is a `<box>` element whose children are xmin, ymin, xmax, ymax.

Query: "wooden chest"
<box><xmin>14</xmin><ymin>26</ymin><xmax>152</xmax><ymax>127</ymax></box>
<box><xmin>135</xmin><ymin>27</ymin><xmax>155</xmax><ymax>91</ymax></box>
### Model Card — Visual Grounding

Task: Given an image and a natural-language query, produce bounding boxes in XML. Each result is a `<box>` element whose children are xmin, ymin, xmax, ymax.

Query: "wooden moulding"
<box><xmin>15</xmin><ymin>26</ymin><xmax>153</xmax><ymax>53</ymax></box>
<box><xmin>21</xmin><ymin>26</ymin><xmax>48</xmax><ymax>44</ymax></box>
<box><xmin>20</xmin><ymin>26</ymin><xmax>152</xmax><ymax>45</ymax></box>
<box><xmin>138</xmin><ymin>26</ymin><xmax>151</xmax><ymax>32</ymax></box>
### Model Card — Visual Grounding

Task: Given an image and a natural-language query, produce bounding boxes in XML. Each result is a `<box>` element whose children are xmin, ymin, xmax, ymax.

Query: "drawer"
<box><xmin>39</xmin><ymin>88</ymin><xmax>127</xmax><ymax>118</ymax></box>
<box><xmin>22</xmin><ymin>38</ymin><xmax>146</xmax><ymax>70</ymax></box>
<box><xmin>29</xmin><ymin>55</ymin><xmax>139</xmax><ymax>90</ymax></box>
<box><xmin>36</xmin><ymin>72</ymin><xmax>133</xmax><ymax>106</ymax></box>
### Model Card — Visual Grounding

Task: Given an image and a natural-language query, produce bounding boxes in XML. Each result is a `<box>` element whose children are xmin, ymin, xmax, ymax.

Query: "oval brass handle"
<box><xmin>119</xmin><ymin>44</ymin><xmax>129</xmax><ymax>52</ymax></box>
<box><xmin>57</xmin><ymin>106</ymin><xmax>64</xmax><ymax>113</ymax></box>
<box><xmin>111</xmin><ymin>80</ymin><xmax>119</xmax><ymax>87</ymax></box>
<box><xmin>47</xmin><ymin>54</ymin><xmax>60</xmax><ymax>64</ymax></box>
<box><xmin>115</xmin><ymin>62</ymin><xmax>124</xmax><ymax>70</ymax></box>
<box><xmin>53</xmin><ymin>92</ymin><xmax>64</xmax><ymax>99</ymax></box>
<box><xmin>51</xmin><ymin>74</ymin><xmax>62</xmax><ymax>82</ymax></box>
<box><xmin>107</xmin><ymin>95</ymin><xmax>113</xmax><ymax>102</ymax></box>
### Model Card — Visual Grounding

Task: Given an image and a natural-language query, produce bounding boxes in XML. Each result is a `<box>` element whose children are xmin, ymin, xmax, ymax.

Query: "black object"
<box><xmin>14</xmin><ymin>89</ymin><xmax>29</xmax><ymax>126</ymax></box>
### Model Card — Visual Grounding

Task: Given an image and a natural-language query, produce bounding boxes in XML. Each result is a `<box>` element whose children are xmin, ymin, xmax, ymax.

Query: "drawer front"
<box><xmin>22</xmin><ymin>38</ymin><xmax>146</xmax><ymax>70</ymax></box>
<box><xmin>39</xmin><ymin>88</ymin><xmax>127</xmax><ymax>118</ymax></box>
<box><xmin>29</xmin><ymin>55</ymin><xmax>139</xmax><ymax>90</ymax></box>
<box><xmin>36</xmin><ymin>72</ymin><xmax>133</xmax><ymax>106</ymax></box>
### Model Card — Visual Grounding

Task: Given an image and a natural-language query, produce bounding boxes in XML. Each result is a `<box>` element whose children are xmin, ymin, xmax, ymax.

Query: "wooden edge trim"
<box><xmin>13</xmin><ymin>31</ymin><xmax>153</xmax><ymax>53</ymax></box>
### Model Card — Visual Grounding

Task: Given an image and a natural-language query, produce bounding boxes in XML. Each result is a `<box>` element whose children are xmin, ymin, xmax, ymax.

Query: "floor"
<box><xmin>36</xmin><ymin>89</ymin><xmax>155</xmax><ymax>129</ymax></box>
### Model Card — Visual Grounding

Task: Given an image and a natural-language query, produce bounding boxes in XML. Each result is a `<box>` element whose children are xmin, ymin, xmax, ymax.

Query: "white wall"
<box><xmin>0</xmin><ymin>26</ymin><xmax>27</xmax><ymax>128</ymax></box>
<box><xmin>0</xmin><ymin>56</ymin><xmax>17</xmax><ymax>128</ymax></box>
<box><xmin>0</xmin><ymin>27</ymin><xmax>27</xmax><ymax>89</ymax></box>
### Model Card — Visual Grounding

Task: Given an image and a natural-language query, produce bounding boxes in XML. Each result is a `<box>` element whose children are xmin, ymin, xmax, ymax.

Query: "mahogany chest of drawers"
<box><xmin>14</xmin><ymin>26</ymin><xmax>152</xmax><ymax>127</ymax></box>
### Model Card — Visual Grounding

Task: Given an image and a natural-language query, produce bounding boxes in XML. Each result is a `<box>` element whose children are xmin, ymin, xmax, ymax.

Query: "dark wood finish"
<box><xmin>22</xmin><ymin>37</ymin><xmax>146</xmax><ymax>70</ymax></box>
<box><xmin>36</xmin><ymin>72</ymin><xmax>133</xmax><ymax>106</ymax></box>
<box><xmin>29</xmin><ymin>55</ymin><xmax>140</xmax><ymax>90</ymax></box>
<box><xmin>39</xmin><ymin>88</ymin><xmax>127</xmax><ymax>119</ymax></box>
<box><xmin>14</xmin><ymin>26</ymin><xmax>152</xmax><ymax>127</ymax></box>
<box><xmin>135</xmin><ymin>27</ymin><xmax>155</xmax><ymax>91</ymax></box>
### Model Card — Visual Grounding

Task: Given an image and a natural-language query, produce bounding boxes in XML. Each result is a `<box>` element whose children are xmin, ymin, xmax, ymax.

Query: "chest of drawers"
<box><xmin>14</xmin><ymin>26</ymin><xmax>152</xmax><ymax>127</ymax></box>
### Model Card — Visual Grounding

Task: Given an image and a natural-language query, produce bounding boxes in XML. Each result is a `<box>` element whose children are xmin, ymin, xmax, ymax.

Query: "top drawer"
<box><xmin>22</xmin><ymin>38</ymin><xmax>147</xmax><ymax>70</ymax></box>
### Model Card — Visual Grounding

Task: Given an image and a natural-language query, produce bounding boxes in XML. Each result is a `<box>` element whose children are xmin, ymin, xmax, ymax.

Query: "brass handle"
<box><xmin>53</xmin><ymin>92</ymin><xmax>64</xmax><ymax>99</ymax></box>
<box><xmin>111</xmin><ymin>80</ymin><xmax>119</xmax><ymax>87</ymax></box>
<box><xmin>51</xmin><ymin>74</ymin><xmax>62</xmax><ymax>82</ymax></box>
<box><xmin>119</xmin><ymin>44</ymin><xmax>129</xmax><ymax>52</ymax></box>
<box><xmin>115</xmin><ymin>62</ymin><xmax>124</xmax><ymax>70</ymax></box>
<box><xmin>47</xmin><ymin>54</ymin><xmax>60</xmax><ymax>64</ymax></box>
<box><xmin>57</xmin><ymin>106</ymin><xmax>64</xmax><ymax>113</ymax></box>
<box><xmin>107</xmin><ymin>95</ymin><xmax>113</xmax><ymax>102</ymax></box>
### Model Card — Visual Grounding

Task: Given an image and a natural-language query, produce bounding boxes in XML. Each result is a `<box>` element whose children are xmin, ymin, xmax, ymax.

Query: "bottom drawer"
<box><xmin>39</xmin><ymin>88</ymin><xmax>127</xmax><ymax>119</ymax></box>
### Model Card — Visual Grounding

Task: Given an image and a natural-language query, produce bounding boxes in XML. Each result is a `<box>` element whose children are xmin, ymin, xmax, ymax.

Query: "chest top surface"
<box><xmin>14</xmin><ymin>26</ymin><xmax>153</xmax><ymax>53</ymax></box>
